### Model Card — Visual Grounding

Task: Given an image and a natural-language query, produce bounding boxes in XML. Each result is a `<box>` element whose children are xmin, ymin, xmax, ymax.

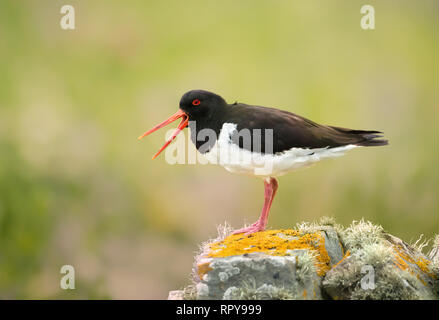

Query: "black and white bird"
<box><xmin>139</xmin><ymin>90</ymin><xmax>388</xmax><ymax>235</ymax></box>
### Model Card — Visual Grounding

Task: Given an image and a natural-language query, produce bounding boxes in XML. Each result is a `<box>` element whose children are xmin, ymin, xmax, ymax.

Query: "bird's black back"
<box><xmin>216</xmin><ymin>103</ymin><xmax>388</xmax><ymax>154</ymax></box>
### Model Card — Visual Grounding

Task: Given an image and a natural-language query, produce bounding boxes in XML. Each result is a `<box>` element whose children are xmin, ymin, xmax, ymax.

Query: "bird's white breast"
<box><xmin>200</xmin><ymin>123</ymin><xmax>358</xmax><ymax>178</ymax></box>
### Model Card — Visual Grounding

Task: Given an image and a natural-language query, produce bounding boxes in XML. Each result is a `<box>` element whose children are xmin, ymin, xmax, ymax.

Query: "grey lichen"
<box><xmin>223</xmin><ymin>282</ymin><xmax>299</xmax><ymax>300</ymax></box>
<box><xmin>323</xmin><ymin>220</ymin><xmax>438</xmax><ymax>300</ymax></box>
<box><xmin>181</xmin><ymin>284</ymin><xmax>197</xmax><ymax>300</ymax></box>
<box><xmin>322</xmin><ymin>246</ymin><xmax>421</xmax><ymax>300</ymax></box>
<box><xmin>411</xmin><ymin>234</ymin><xmax>430</xmax><ymax>254</ymax></box>
<box><xmin>429</xmin><ymin>235</ymin><xmax>439</xmax><ymax>264</ymax></box>
<box><xmin>295</xmin><ymin>216</ymin><xmax>343</xmax><ymax>236</ymax></box>
<box><xmin>296</xmin><ymin>251</ymin><xmax>318</xmax><ymax>283</ymax></box>
<box><xmin>358</xmin><ymin>243</ymin><xmax>394</xmax><ymax>267</ymax></box>
<box><xmin>429</xmin><ymin>235</ymin><xmax>439</xmax><ymax>294</ymax></box>
<box><xmin>339</xmin><ymin>219</ymin><xmax>385</xmax><ymax>250</ymax></box>
<box><xmin>348</xmin><ymin>267</ymin><xmax>419</xmax><ymax>300</ymax></box>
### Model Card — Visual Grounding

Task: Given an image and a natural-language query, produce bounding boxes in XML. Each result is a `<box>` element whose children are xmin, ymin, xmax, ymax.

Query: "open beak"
<box><xmin>138</xmin><ymin>109</ymin><xmax>189</xmax><ymax>159</ymax></box>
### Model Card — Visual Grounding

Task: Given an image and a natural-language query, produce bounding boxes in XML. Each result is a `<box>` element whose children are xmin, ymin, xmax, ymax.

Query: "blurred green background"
<box><xmin>0</xmin><ymin>0</ymin><xmax>438</xmax><ymax>299</ymax></box>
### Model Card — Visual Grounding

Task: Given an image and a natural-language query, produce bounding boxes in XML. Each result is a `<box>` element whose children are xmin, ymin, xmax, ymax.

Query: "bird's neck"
<box><xmin>188</xmin><ymin>104</ymin><xmax>230</xmax><ymax>153</ymax></box>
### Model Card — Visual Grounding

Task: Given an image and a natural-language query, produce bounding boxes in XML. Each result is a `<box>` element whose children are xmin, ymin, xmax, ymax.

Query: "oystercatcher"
<box><xmin>139</xmin><ymin>90</ymin><xmax>388</xmax><ymax>235</ymax></box>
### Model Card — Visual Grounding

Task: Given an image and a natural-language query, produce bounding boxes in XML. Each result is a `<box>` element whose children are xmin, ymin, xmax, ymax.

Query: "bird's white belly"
<box><xmin>200</xmin><ymin>123</ymin><xmax>358</xmax><ymax>178</ymax></box>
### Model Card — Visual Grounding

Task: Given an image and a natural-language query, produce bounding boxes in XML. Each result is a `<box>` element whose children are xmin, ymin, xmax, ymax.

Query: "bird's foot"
<box><xmin>232</xmin><ymin>221</ymin><xmax>265</xmax><ymax>236</ymax></box>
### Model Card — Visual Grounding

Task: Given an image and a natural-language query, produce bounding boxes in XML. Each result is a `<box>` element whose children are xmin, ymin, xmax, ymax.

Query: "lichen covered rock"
<box><xmin>172</xmin><ymin>219</ymin><xmax>439</xmax><ymax>300</ymax></box>
<box><xmin>323</xmin><ymin>223</ymin><xmax>438</xmax><ymax>300</ymax></box>
<box><xmin>194</xmin><ymin>227</ymin><xmax>344</xmax><ymax>299</ymax></box>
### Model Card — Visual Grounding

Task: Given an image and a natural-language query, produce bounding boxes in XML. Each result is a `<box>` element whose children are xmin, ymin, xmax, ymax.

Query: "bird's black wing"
<box><xmin>223</xmin><ymin>103</ymin><xmax>388</xmax><ymax>154</ymax></box>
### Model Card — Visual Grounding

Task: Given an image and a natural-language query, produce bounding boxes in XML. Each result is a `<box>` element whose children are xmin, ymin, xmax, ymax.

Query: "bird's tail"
<box><xmin>355</xmin><ymin>131</ymin><xmax>388</xmax><ymax>146</ymax></box>
<box><xmin>330</xmin><ymin>127</ymin><xmax>389</xmax><ymax>147</ymax></box>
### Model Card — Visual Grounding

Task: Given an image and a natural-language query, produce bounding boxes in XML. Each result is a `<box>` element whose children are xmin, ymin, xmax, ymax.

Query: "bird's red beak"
<box><xmin>138</xmin><ymin>109</ymin><xmax>189</xmax><ymax>159</ymax></box>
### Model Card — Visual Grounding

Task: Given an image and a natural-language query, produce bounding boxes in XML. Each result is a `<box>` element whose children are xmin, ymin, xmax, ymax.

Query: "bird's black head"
<box><xmin>138</xmin><ymin>89</ymin><xmax>227</xmax><ymax>159</ymax></box>
<box><xmin>179</xmin><ymin>90</ymin><xmax>226</xmax><ymax>120</ymax></box>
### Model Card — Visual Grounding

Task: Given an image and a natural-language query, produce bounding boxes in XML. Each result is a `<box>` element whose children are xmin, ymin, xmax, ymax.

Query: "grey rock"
<box><xmin>197</xmin><ymin>252</ymin><xmax>322</xmax><ymax>300</ymax></box>
<box><xmin>322</xmin><ymin>228</ymin><xmax>344</xmax><ymax>264</ymax></box>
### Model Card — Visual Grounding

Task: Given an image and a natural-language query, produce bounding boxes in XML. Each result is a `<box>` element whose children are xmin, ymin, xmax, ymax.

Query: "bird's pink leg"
<box><xmin>233</xmin><ymin>177</ymin><xmax>279</xmax><ymax>236</ymax></box>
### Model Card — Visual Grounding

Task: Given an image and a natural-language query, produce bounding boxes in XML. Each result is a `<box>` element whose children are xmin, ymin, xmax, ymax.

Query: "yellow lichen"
<box><xmin>207</xmin><ymin>229</ymin><xmax>332</xmax><ymax>276</ymax></box>
<box><xmin>332</xmin><ymin>250</ymin><xmax>351</xmax><ymax>269</ymax></box>
<box><xmin>197</xmin><ymin>261</ymin><xmax>213</xmax><ymax>279</ymax></box>
<box><xmin>392</xmin><ymin>245</ymin><xmax>437</xmax><ymax>280</ymax></box>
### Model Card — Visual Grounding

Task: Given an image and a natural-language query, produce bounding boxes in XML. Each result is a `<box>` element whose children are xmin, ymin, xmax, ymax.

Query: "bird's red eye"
<box><xmin>192</xmin><ymin>99</ymin><xmax>201</xmax><ymax>106</ymax></box>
